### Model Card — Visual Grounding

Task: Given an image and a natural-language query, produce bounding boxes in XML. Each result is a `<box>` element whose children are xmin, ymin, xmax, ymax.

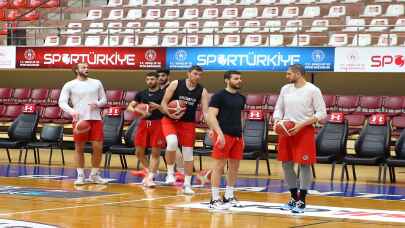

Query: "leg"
<box><xmin>225</xmin><ymin>159</ymin><xmax>240</xmax><ymax>199</ymax></box>
<box><xmin>211</xmin><ymin>158</ymin><xmax>226</xmax><ymax>200</ymax></box>
<box><xmin>175</xmin><ymin>147</ymin><xmax>184</xmax><ymax>173</ymax></box>
<box><xmin>91</xmin><ymin>140</ymin><xmax>103</xmax><ymax>169</ymax></box>
<box><xmin>164</xmin><ymin>134</ymin><xmax>178</xmax><ymax>184</ymax></box>
<box><xmin>298</xmin><ymin>164</ymin><xmax>313</xmax><ymax>204</ymax></box>
<box><xmin>74</xmin><ymin>141</ymin><xmax>86</xmax><ymax>185</ymax></box>
<box><xmin>149</xmin><ymin>147</ymin><xmax>160</xmax><ymax>174</ymax></box>
<box><xmin>135</xmin><ymin>146</ymin><xmax>149</xmax><ymax>169</ymax></box>
<box><xmin>282</xmin><ymin>161</ymin><xmax>299</xmax><ymax>200</ymax></box>
<box><xmin>182</xmin><ymin>146</ymin><xmax>194</xmax><ymax>192</ymax></box>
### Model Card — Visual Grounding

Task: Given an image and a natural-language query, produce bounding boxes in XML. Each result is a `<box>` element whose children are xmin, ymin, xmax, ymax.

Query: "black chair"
<box><xmin>384</xmin><ymin>129</ymin><xmax>405</xmax><ymax>183</ymax></box>
<box><xmin>243</xmin><ymin>118</ymin><xmax>270</xmax><ymax>176</ymax></box>
<box><xmin>341</xmin><ymin>116</ymin><xmax>390</xmax><ymax>182</ymax></box>
<box><xmin>0</xmin><ymin>109</ymin><xmax>39</xmax><ymax>163</ymax></box>
<box><xmin>27</xmin><ymin>124</ymin><xmax>64</xmax><ymax>165</ymax></box>
<box><xmin>316</xmin><ymin>119</ymin><xmax>349</xmax><ymax>180</ymax></box>
<box><xmin>107</xmin><ymin>118</ymin><xmax>139</xmax><ymax>169</ymax></box>
<box><xmin>194</xmin><ymin>131</ymin><xmax>213</xmax><ymax>170</ymax></box>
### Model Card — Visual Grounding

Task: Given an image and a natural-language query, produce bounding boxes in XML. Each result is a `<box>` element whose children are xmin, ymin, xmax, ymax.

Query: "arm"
<box><xmin>58</xmin><ymin>84</ymin><xmax>75</xmax><ymax>115</ymax></box>
<box><xmin>206</xmin><ymin>107</ymin><xmax>225</xmax><ymax>149</ymax></box>
<box><xmin>272</xmin><ymin>87</ymin><xmax>285</xmax><ymax>128</ymax></box>
<box><xmin>161</xmin><ymin>80</ymin><xmax>183</xmax><ymax>119</ymax></box>
<box><xmin>96</xmin><ymin>81</ymin><xmax>107</xmax><ymax>108</ymax></box>
<box><xmin>200</xmin><ymin>88</ymin><xmax>209</xmax><ymax>122</ymax></box>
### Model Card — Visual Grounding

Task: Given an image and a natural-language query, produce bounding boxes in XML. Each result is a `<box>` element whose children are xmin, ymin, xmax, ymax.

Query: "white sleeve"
<box><xmin>313</xmin><ymin>88</ymin><xmax>327</xmax><ymax>121</ymax></box>
<box><xmin>58</xmin><ymin>83</ymin><xmax>75</xmax><ymax>114</ymax></box>
<box><xmin>96</xmin><ymin>80</ymin><xmax>107</xmax><ymax>107</ymax></box>
<box><xmin>272</xmin><ymin>87</ymin><xmax>285</xmax><ymax>121</ymax></box>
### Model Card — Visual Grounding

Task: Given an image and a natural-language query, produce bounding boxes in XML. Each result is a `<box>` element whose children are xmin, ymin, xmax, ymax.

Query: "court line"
<box><xmin>0</xmin><ymin>192</ymin><xmax>211</xmax><ymax>217</ymax></box>
<box><xmin>289</xmin><ymin>220</ymin><xmax>333</xmax><ymax>228</ymax></box>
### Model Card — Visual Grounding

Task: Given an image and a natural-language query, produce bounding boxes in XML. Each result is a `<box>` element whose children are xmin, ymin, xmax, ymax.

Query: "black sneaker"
<box><xmin>291</xmin><ymin>200</ymin><xmax>305</xmax><ymax>213</ymax></box>
<box><xmin>209</xmin><ymin>199</ymin><xmax>227</xmax><ymax>210</ymax></box>
<box><xmin>280</xmin><ymin>198</ymin><xmax>296</xmax><ymax>211</ymax></box>
<box><xmin>223</xmin><ymin>196</ymin><xmax>242</xmax><ymax>208</ymax></box>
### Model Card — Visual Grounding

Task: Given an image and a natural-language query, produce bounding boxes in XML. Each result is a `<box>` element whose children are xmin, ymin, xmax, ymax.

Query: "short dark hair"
<box><xmin>146</xmin><ymin>71</ymin><xmax>158</xmax><ymax>78</ymax></box>
<box><xmin>156</xmin><ymin>69</ymin><xmax>170</xmax><ymax>75</ymax></box>
<box><xmin>224</xmin><ymin>70</ymin><xmax>241</xmax><ymax>80</ymax></box>
<box><xmin>188</xmin><ymin>65</ymin><xmax>203</xmax><ymax>72</ymax></box>
<box><xmin>288</xmin><ymin>64</ymin><xmax>305</xmax><ymax>76</ymax></box>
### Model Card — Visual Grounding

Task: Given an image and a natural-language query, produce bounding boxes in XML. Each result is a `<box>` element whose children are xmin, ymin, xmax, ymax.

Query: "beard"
<box><xmin>148</xmin><ymin>83</ymin><xmax>158</xmax><ymax>90</ymax></box>
<box><xmin>79</xmin><ymin>71</ymin><xmax>88</xmax><ymax>78</ymax></box>
<box><xmin>229</xmin><ymin>83</ymin><xmax>241</xmax><ymax>90</ymax></box>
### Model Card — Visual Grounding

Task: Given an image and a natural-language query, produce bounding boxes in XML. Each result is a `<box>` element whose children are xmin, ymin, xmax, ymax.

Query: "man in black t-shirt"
<box><xmin>207</xmin><ymin>70</ymin><xmax>246</xmax><ymax>210</ymax></box>
<box><xmin>127</xmin><ymin>72</ymin><xmax>164</xmax><ymax>187</ymax></box>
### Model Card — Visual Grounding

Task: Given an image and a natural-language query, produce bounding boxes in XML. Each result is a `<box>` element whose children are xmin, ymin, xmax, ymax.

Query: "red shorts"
<box><xmin>211</xmin><ymin>133</ymin><xmax>244</xmax><ymax>160</ymax></box>
<box><xmin>277</xmin><ymin>125</ymin><xmax>316</xmax><ymax>165</ymax></box>
<box><xmin>135</xmin><ymin>119</ymin><xmax>165</xmax><ymax>148</ymax></box>
<box><xmin>73</xmin><ymin>120</ymin><xmax>104</xmax><ymax>142</ymax></box>
<box><xmin>161</xmin><ymin>117</ymin><xmax>196</xmax><ymax>147</ymax></box>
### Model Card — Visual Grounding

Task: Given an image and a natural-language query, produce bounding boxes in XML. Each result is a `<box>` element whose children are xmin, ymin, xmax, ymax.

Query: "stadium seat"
<box><xmin>85</xmin><ymin>36</ymin><xmax>101</xmax><ymax>46</ymax></box>
<box><xmin>65</xmin><ymin>36</ymin><xmax>81</xmax><ymax>46</ymax></box>
<box><xmin>194</xmin><ymin>131</ymin><xmax>213</xmax><ymax>170</ymax></box>
<box><xmin>181</xmin><ymin>21</ymin><xmax>199</xmax><ymax>33</ymax></box>
<box><xmin>238</xmin><ymin>0</ymin><xmax>256</xmax><ymax>5</ymax></box>
<box><xmin>219</xmin><ymin>0</ymin><xmax>236</xmax><ymax>5</ymax></box>
<box><xmin>182</xmin><ymin>8</ymin><xmax>199</xmax><ymax>19</ymax></box>
<box><xmin>140</xmin><ymin>35</ymin><xmax>159</xmax><ymax>46</ymax></box>
<box><xmin>104</xmin><ymin>22</ymin><xmax>122</xmax><ymax>34</ymax></box>
<box><xmin>384</xmin><ymin>4</ymin><xmax>404</xmax><ymax>17</ymax></box>
<box><xmin>45</xmin><ymin>89</ymin><xmax>60</xmax><ymax>106</ymax></box>
<box><xmin>86</xmin><ymin>22</ymin><xmax>104</xmax><ymax>34</ymax></box>
<box><xmin>278</xmin><ymin>0</ymin><xmax>295</xmax><ymax>4</ymax></box>
<box><xmin>124</xmin><ymin>9</ymin><xmax>142</xmax><ymax>20</ymax></box>
<box><xmin>265</xmin><ymin>34</ymin><xmax>283</xmax><ymax>46</ymax></box>
<box><xmin>221</xmin><ymin>20</ymin><xmax>239</xmax><ymax>33</ymax></box>
<box><xmin>336</xmin><ymin>95</ymin><xmax>359</xmax><ymax>114</ymax></box>
<box><xmin>121</xmin><ymin>35</ymin><xmax>138</xmax><ymax>46</ymax></box>
<box><xmin>106</xmin><ymin>90</ymin><xmax>124</xmax><ymax>107</ymax></box>
<box><xmin>391</xmin><ymin>116</ymin><xmax>405</xmax><ymax>137</ymax></box>
<box><xmin>351</xmin><ymin>34</ymin><xmax>371</xmax><ymax>46</ymax></box>
<box><xmin>141</xmin><ymin>21</ymin><xmax>160</xmax><ymax>33</ymax></box>
<box><xmin>323</xmin><ymin>95</ymin><xmax>336</xmax><ymax>112</ymax></box>
<box><xmin>257</xmin><ymin>0</ymin><xmax>276</xmax><ymax>4</ymax></box>
<box><xmin>163</xmin><ymin>0</ymin><xmax>180</xmax><ymax>6</ymax></box>
<box><xmin>30</xmin><ymin>88</ymin><xmax>48</xmax><ymax>105</ymax></box>
<box><xmin>42</xmin><ymin>0</ymin><xmax>59</xmax><ymax>8</ymax></box>
<box><xmin>200</xmin><ymin>21</ymin><xmax>219</xmax><ymax>33</ymax></box>
<box><xmin>246</xmin><ymin>94</ymin><xmax>266</xmax><ymax>110</ymax></box>
<box><xmin>360</xmin><ymin>5</ymin><xmax>382</xmax><ymax>17</ymax></box>
<box><xmin>0</xmin><ymin>11</ymin><xmax>5</xmax><ymax>22</ymax></box>
<box><xmin>202</xmin><ymin>34</ymin><xmax>220</xmax><ymax>46</ymax></box>
<box><xmin>6</xmin><ymin>88</ymin><xmax>31</xmax><ymax>105</ymax></box>
<box><xmin>366</xmin><ymin>18</ymin><xmax>388</xmax><ymax>32</ymax></box>
<box><xmin>182</xmin><ymin>0</ymin><xmax>198</xmax><ymax>5</ymax></box>
<box><xmin>328</xmin><ymin>34</ymin><xmax>348</xmax><ymax>46</ymax></box>
<box><xmin>181</xmin><ymin>34</ymin><xmax>199</xmax><ymax>46</ymax></box>
<box><xmin>53</xmin><ymin>110</ymin><xmax>72</xmax><ymax>124</ymax></box>
<box><xmin>318</xmin><ymin>0</ymin><xmax>336</xmax><ymax>3</ymax></box>
<box><xmin>10</xmin><ymin>0</ymin><xmax>27</xmax><ymax>9</ymax></box>
<box><xmin>300</xmin><ymin>6</ymin><xmax>320</xmax><ymax>18</ymax></box>
<box><xmin>242</xmin><ymin>20</ymin><xmax>261</xmax><ymax>33</ymax></box>
<box><xmin>221</xmin><ymin>34</ymin><xmax>239</xmax><ymax>46</ymax></box>
<box><xmin>21</xmin><ymin>10</ymin><xmax>39</xmax><ymax>21</ymax></box>
<box><xmin>121</xmin><ymin>22</ymin><xmax>141</xmax><ymax>34</ymax></box>
<box><xmin>161</xmin><ymin>35</ymin><xmax>178</xmax><ymax>46</ymax></box>
<box><xmin>0</xmin><ymin>88</ymin><xmax>13</xmax><ymax>104</ymax></box>
<box><xmin>0</xmin><ymin>0</ymin><xmax>9</xmax><ymax>8</ymax></box>
<box><xmin>263</xmin><ymin>20</ymin><xmax>281</xmax><ymax>32</ymax></box>
<box><xmin>162</xmin><ymin>21</ymin><xmax>179</xmax><ymax>33</ymax></box>
<box><xmin>325</xmin><ymin>5</ymin><xmax>345</xmax><ymax>18</ymax></box>
<box><xmin>104</xmin><ymin>0</ymin><xmax>123</xmax><ymax>7</ymax></box>
<box><xmin>125</xmin><ymin>0</ymin><xmax>142</xmax><ymax>7</ymax></box>
<box><xmin>39</xmin><ymin>106</ymin><xmax>62</xmax><ymax>123</ymax></box>
<box><xmin>44</xmin><ymin>36</ymin><xmax>59</xmax><ymax>46</ymax></box>
<box><xmin>341</xmin><ymin>0</ymin><xmax>359</xmax><ymax>3</ymax></box>
<box><xmin>163</xmin><ymin>8</ymin><xmax>179</xmax><ymax>20</ymax></box>
<box><xmin>289</xmin><ymin>34</ymin><xmax>310</xmax><ymax>46</ymax></box>
<box><xmin>102</xmin><ymin>35</ymin><xmax>120</xmax><ymax>46</ymax></box>
<box><xmin>6</xmin><ymin>10</ymin><xmax>20</xmax><ymax>21</ymax></box>
<box><xmin>260</xmin><ymin>7</ymin><xmax>278</xmax><ymax>18</ymax></box>
<box><xmin>281</xmin><ymin>20</ymin><xmax>302</xmax><ymax>33</ymax></box>
<box><xmin>123</xmin><ymin>90</ymin><xmax>137</xmax><ymax>107</ymax></box>
<box><xmin>307</xmin><ymin>19</ymin><xmax>329</xmax><ymax>32</ymax></box>
<box><xmin>201</xmin><ymin>0</ymin><xmax>216</xmax><ymax>5</ymax></box>
<box><xmin>382</xmin><ymin>96</ymin><xmax>404</xmax><ymax>116</ymax></box>
<box><xmin>243</xmin><ymin>34</ymin><xmax>262</xmax><ymax>46</ymax></box>
<box><xmin>202</xmin><ymin>8</ymin><xmax>218</xmax><ymax>19</ymax></box>
<box><xmin>144</xmin><ymin>9</ymin><xmax>161</xmax><ymax>20</ymax></box>
<box><xmin>0</xmin><ymin>23</ymin><xmax>7</xmax><ymax>35</ymax></box>
<box><xmin>355</xmin><ymin>96</ymin><xmax>383</xmax><ymax>116</ymax></box>
<box><xmin>265</xmin><ymin>94</ymin><xmax>278</xmax><ymax>114</ymax></box>
<box><xmin>345</xmin><ymin>114</ymin><xmax>366</xmax><ymax>135</ymax></box>
<box><xmin>0</xmin><ymin>104</ymin><xmax>23</xmax><ymax>122</ymax></box>
<box><xmin>391</xmin><ymin>19</ymin><xmax>405</xmax><ymax>32</ymax></box>
<box><xmin>105</xmin><ymin>9</ymin><xmax>123</xmax><ymax>20</ymax></box>
<box><xmin>298</xmin><ymin>0</ymin><xmax>315</xmax><ymax>3</ymax></box>
<box><xmin>281</xmin><ymin>7</ymin><xmax>299</xmax><ymax>18</ymax></box>
<box><xmin>62</xmin><ymin>22</ymin><xmax>82</xmax><ymax>34</ymax></box>
<box><xmin>82</xmin><ymin>9</ymin><xmax>102</xmax><ymax>21</ymax></box>
<box><xmin>145</xmin><ymin>0</ymin><xmax>161</xmax><ymax>6</ymax></box>
<box><xmin>342</xmin><ymin>18</ymin><xmax>365</xmax><ymax>32</ymax></box>
<box><xmin>240</xmin><ymin>7</ymin><xmax>258</xmax><ymax>19</ymax></box>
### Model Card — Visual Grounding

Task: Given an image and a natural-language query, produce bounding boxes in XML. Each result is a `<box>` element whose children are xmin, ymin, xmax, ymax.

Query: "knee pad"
<box><xmin>182</xmin><ymin>147</ymin><xmax>194</xmax><ymax>162</ymax></box>
<box><xmin>165</xmin><ymin>135</ymin><xmax>178</xmax><ymax>151</ymax></box>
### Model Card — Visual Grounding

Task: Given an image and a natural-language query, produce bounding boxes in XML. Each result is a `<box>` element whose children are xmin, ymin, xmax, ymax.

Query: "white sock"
<box><xmin>148</xmin><ymin>172</ymin><xmax>154</xmax><ymax>180</ymax></box>
<box><xmin>177</xmin><ymin>167</ymin><xmax>185</xmax><ymax>174</ymax></box>
<box><xmin>90</xmin><ymin>168</ymin><xmax>99</xmax><ymax>176</ymax></box>
<box><xmin>167</xmin><ymin>165</ymin><xmax>175</xmax><ymax>176</ymax></box>
<box><xmin>77</xmin><ymin>168</ymin><xmax>84</xmax><ymax>177</ymax></box>
<box><xmin>211</xmin><ymin>187</ymin><xmax>220</xmax><ymax>201</ymax></box>
<box><xmin>225</xmin><ymin>186</ymin><xmax>234</xmax><ymax>199</ymax></box>
<box><xmin>185</xmin><ymin>175</ymin><xmax>192</xmax><ymax>187</ymax></box>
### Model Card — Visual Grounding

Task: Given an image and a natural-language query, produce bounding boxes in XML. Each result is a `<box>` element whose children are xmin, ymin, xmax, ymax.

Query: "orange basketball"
<box><xmin>275</xmin><ymin>120</ymin><xmax>295</xmax><ymax>137</ymax></box>
<box><xmin>74</xmin><ymin>120</ymin><xmax>91</xmax><ymax>134</ymax></box>
<box><xmin>167</xmin><ymin>100</ymin><xmax>187</xmax><ymax>116</ymax></box>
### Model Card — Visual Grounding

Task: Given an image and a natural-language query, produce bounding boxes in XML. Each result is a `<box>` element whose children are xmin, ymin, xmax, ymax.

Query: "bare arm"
<box><xmin>161</xmin><ymin>80</ymin><xmax>179</xmax><ymax>115</ymax></box>
<box><xmin>126</xmin><ymin>101</ymin><xmax>138</xmax><ymax>113</ymax></box>
<box><xmin>207</xmin><ymin>107</ymin><xmax>225</xmax><ymax>148</ymax></box>
<box><xmin>200</xmin><ymin>88</ymin><xmax>209</xmax><ymax>121</ymax></box>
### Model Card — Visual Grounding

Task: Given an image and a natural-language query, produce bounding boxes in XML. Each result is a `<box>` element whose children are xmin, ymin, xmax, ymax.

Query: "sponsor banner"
<box><xmin>0</xmin><ymin>46</ymin><xmax>16</xmax><ymax>69</ymax></box>
<box><xmin>166</xmin><ymin>47</ymin><xmax>334</xmax><ymax>71</ymax></box>
<box><xmin>335</xmin><ymin>47</ymin><xmax>405</xmax><ymax>72</ymax></box>
<box><xmin>177</xmin><ymin>201</ymin><xmax>405</xmax><ymax>223</ymax></box>
<box><xmin>0</xmin><ymin>219</ymin><xmax>58</xmax><ymax>228</ymax></box>
<box><xmin>16</xmin><ymin>47</ymin><xmax>166</xmax><ymax>69</ymax></box>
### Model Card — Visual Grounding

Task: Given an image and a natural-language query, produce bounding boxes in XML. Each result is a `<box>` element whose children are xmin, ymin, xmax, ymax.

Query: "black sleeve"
<box><xmin>241</xmin><ymin>95</ymin><xmax>246</xmax><ymax>109</ymax></box>
<box><xmin>134</xmin><ymin>91</ymin><xmax>142</xmax><ymax>103</ymax></box>
<box><xmin>209</xmin><ymin>92</ymin><xmax>222</xmax><ymax>108</ymax></box>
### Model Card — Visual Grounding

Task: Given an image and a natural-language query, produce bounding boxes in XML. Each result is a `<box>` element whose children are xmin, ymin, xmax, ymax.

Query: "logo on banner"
<box><xmin>311</xmin><ymin>49</ymin><xmax>325</xmax><ymax>62</ymax></box>
<box><xmin>248</xmin><ymin>110</ymin><xmax>264</xmax><ymax>120</ymax></box>
<box><xmin>145</xmin><ymin>49</ymin><xmax>157</xmax><ymax>61</ymax></box>
<box><xmin>24</xmin><ymin>48</ymin><xmax>36</xmax><ymax>61</ymax></box>
<box><xmin>175</xmin><ymin>49</ymin><xmax>187</xmax><ymax>61</ymax></box>
<box><xmin>371</xmin><ymin>55</ymin><xmax>405</xmax><ymax>68</ymax></box>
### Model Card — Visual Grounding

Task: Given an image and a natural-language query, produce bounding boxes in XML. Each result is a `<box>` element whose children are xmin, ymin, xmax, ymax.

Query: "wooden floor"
<box><xmin>0</xmin><ymin>149</ymin><xmax>404</xmax><ymax>228</ymax></box>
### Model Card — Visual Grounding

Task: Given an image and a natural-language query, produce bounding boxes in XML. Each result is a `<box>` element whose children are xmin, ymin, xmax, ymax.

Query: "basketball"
<box><xmin>73</xmin><ymin>120</ymin><xmax>91</xmax><ymax>134</ymax></box>
<box><xmin>195</xmin><ymin>169</ymin><xmax>212</xmax><ymax>185</ymax></box>
<box><xmin>134</xmin><ymin>103</ymin><xmax>150</xmax><ymax>116</ymax></box>
<box><xmin>275</xmin><ymin>120</ymin><xmax>296</xmax><ymax>137</ymax></box>
<box><xmin>167</xmin><ymin>100</ymin><xmax>187</xmax><ymax>116</ymax></box>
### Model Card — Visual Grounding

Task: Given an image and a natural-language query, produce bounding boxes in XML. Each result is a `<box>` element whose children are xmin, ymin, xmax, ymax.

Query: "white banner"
<box><xmin>0</xmin><ymin>46</ymin><xmax>16</xmax><ymax>69</ymax></box>
<box><xmin>335</xmin><ymin>47</ymin><xmax>405</xmax><ymax>72</ymax></box>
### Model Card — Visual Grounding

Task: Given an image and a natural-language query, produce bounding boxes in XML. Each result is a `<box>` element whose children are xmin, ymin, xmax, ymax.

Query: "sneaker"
<box><xmin>291</xmin><ymin>200</ymin><xmax>305</xmax><ymax>214</ymax></box>
<box><xmin>280</xmin><ymin>199</ymin><xmax>296</xmax><ymax>211</ymax></box>
<box><xmin>87</xmin><ymin>174</ymin><xmax>109</xmax><ymax>184</ymax></box>
<box><xmin>143</xmin><ymin>176</ymin><xmax>156</xmax><ymax>188</ymax></box>
<box><xmin>165</xmin><ymin>174</ymin><xmax>176</xmax><ymax>185</ymax></box>
<box><xmin>209</xmin><ymin>199</ymin><xmax>228</xmax><ymax>210</ymax></box>
<box><xmin>131</xmin><ymin>168</ymin><xmax>148</xmax><ymax>178</ymax></box>
<box><xmin>74</xmin><ymin>175</ymin><xmax>86</xmax><ymax>185</ymax></box>
<box><xmin>223</xmin><ymin>196</ymin><xmax>242</xmax><ymax>208</ymax></box>
<box><xmin>182</xmin><ymin>185</ymin><xmax>195</xmax><ymax>195</ymax></box>
<box><xmin>175</xmin><ymin>172</ymin><xmax>185</xmax><ymax>182</ymax></box>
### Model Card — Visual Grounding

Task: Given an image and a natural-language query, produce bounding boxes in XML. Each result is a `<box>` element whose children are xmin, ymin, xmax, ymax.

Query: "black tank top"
<box><xmin>171</xmin><ymin>79</ymin><xmax>203</xmax><ymax>122</ymax></box>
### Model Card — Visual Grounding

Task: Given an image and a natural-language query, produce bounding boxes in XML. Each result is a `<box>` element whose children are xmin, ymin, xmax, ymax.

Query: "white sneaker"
<box><xmin>143</xmin><ymin>176</ymin><xmax>156</xmax><ymax>188</ymax></box>
<box><xmin>74</xmin><ymin>175</ymin><xmax>86</xmax><ymax>185</ymax></box>
<box><xmin>87</xmin><ymin>174</ymin><xmax>109</xmax><ymax>184</ymax></box>
<box><xmin>165</xmin><ymin>174</ymin><xmax>176</xmax><ymax>185</ymax></box>
<box><xmin>183</xmin><ymin>185</ymin><xmax>195</xmax><ymax>195</ymax></box>
<box><xmin>209</xmin><ymin>199</ymin><xmax>229</xmax><ymax>210</ymax></box>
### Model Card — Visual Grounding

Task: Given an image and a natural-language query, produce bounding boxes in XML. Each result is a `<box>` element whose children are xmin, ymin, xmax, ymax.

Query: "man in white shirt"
<box><xmin>273</xmin><ymin>64</ymin><xmax>327</xmax><ymax>213</ymax></box>
<box><xmin>59</xmin><ymin>62</ymin><xmax>108</xmax><ymax>185</ymax></box>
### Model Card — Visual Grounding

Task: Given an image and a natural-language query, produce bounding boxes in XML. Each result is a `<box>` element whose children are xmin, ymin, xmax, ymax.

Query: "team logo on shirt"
<box><xmin>302</xmin><ymin>155</ymin><xmax>309</xmax><ymax>161</ymax></box>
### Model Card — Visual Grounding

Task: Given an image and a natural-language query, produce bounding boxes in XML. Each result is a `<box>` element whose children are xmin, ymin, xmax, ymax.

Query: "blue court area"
<box><xmin>1</xmin><ymin>164</ymin><xmax>404</xmax><ymax>201</ymax></box>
